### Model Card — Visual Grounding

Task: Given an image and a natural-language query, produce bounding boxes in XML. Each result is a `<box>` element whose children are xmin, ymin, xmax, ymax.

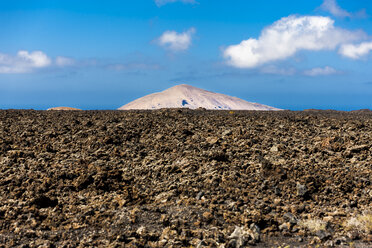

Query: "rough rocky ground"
<box><xmin>0</xmin><ymin>109</ymin><xmax>371</xmax><ymax>247</ymax></box>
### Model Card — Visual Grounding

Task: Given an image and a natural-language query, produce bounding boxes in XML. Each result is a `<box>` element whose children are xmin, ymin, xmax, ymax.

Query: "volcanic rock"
<box><xmin>0</xmin><ymin>109</ymin><xmax>371</xmax><ymax>247</ymax></box>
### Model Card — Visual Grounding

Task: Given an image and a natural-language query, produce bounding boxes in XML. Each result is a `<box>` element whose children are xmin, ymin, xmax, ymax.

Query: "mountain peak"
<box><xmin>166</xmin><ymin>84</ymin><xmax>202</xmax><ymax>92</ymax></box>
<box><xmin>171</xmin><ymin>84</ymin><xmax>192</xmax><ymax>88</ymax></box>
<box><xmin>118</xmin><ymin>84</ymin><xmax>281</xmax><ymax>111</ymax></box>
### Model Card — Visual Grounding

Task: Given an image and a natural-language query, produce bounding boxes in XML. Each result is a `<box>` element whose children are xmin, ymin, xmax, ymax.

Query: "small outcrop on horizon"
<box><xmin>118</xmin><ymin>84</ymin><xmax>281</xmax><ymax>111</ymax></box>
<box><xmin>350</xmin><ymin>109</ymin><xmax>372</xmax><ymax>113</ymax></box>
<box><xmin>47</xmin><ymin>107</ymin><xmax>82</xmax><ymax>111</ymax></box>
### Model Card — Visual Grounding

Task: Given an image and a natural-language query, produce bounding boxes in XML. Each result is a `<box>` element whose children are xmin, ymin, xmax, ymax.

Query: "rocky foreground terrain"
<box><xmin>0</xmin><ymin>109</ymin><xmax>371</xmax><ymax>247</ymax></box>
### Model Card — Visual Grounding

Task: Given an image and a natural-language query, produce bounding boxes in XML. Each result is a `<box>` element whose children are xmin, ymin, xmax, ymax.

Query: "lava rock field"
<box><xmin>0</xmin><ymin>109</ymin><xmax>371</xmax><ymax>247</ymax></box>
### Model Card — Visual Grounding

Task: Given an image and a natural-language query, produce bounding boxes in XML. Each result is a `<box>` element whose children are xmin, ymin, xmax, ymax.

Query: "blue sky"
<box><xmin>0</xmin><ymin>0</ymin><xmax>372</xmax><ymax>110</ymax></box>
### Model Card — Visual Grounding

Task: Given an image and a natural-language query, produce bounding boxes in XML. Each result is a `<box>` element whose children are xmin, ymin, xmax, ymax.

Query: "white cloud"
<box><xmin>157</xmin><ymin>28</ymin><xmax>195</xmax><ymax>51</ymax></box>
<box><xmin>223</xmin><ymin>15</ymin><xmax>366</xmax><ymax>68</ymax></box>
<box><xmin>17</xmin><ymin>51</ymin><xmax>51</xmax><ymax>68</ymax></box>
<box><xmin>0</xmin><ymin>50</ymin><xmax>51</xmax><ymax>73</ymax></box>
<box><xmin>339</xmin><ymin>41</ymin><xmax>372</xmax><ymax>59</ymax></box>
<box><xmin>55</xmin><ymin>56</ymin><xmax>75</xmax><ymax>67</ymax></box>
<box><xmin>155</xmin><ymin>0</ymin><xmax>196</xmax><ymax>7</ymax></box>
<box><xmin>320</xmin><ymin>0</ymin><xmax>351</xmax><ymax>18</ymax></box>
<box><xmin>304</xmin><ymin>66</ymin><xmax>338</xmax><ymax>76</ymax></box>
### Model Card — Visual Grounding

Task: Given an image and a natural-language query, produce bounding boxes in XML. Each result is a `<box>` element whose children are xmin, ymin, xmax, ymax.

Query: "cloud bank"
<box><xmin>157</xmin><ymin>28</ymin><xmax>196</xmax><ymax>51</ymax></box>
<box><xmin>107</xmin><ymin>63</ymin><xmax>160</xmax><ymax>71</ymax></box>
<box><xmin>320</xmin><ymin>0</ymin><xmax>351</xmax><ymax>18</ymax></box>
<box><xmin>304</xmin><ymin>66</ymin><xmax>338</xmax><ymax>76</ymax></box>
<box><xmin>0</xmin><ymin>50</ymin><xmax>51</xmax><ymax>73</ymax></box>
<box><xmin>260</xmin><ymin>65</ymin><xmax>296</xmax><ymax>75</ymax></box>
<box><xmin>155</xmin><ymin>0</ymin><xmax>197</xmax><ymax>7</ymax></box>
<box><xmin>56</xmin><ymin>56</ymin><xmax>75</xmax><ymax>67</ymax></box>
<box><xmin>0</xmin><ymin>51</ymin><xmax>158</xmax><ymax>74</ymax></box>
<box><xmin>223</xmin><ymin>15</ymin><xmax>366</xmax><ymax>68</ymax></box>
<box><xmin>319</xmin><ymin>0</ymin><xmax>367</xmax><ymax>18</ymax></box>
<box><xmin>339</xmin><ymin>41</ymin><xmax>372</xmax><ymax>59</ymax></box>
